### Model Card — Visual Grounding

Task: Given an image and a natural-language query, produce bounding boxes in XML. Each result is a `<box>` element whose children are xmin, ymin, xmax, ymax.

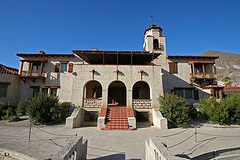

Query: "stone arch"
<box><xmin>132</xmin><ymin>81</ymin><xmax>150</xmax><ymax>99</ymax></box>
<box><xmin>83</xmin><ymin>80</ymin><xmax>102</xmax><ymax>99</ymax></box>
<box><xmin>108</xmin><ymin>80</ymin><xmax>126</xmax><ymax>106</ymax></box>
<box><xmin>153</xmin><ymin>39</ymin><xmax>159</xmax><ymax>49</ymax></box>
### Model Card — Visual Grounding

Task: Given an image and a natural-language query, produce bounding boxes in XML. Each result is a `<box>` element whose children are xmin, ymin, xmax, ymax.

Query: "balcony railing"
<box><xmin>133</xmin><ymin>99</ymin><xmax>152</xmax><ymax>108</ymax></box>
<box><xmin>20</xmin><ymin>71</ymin><xmax>46</xmax><ymax>77</ymax></box>
<box><xmin>84</xmin><ymin>98</ymin><xmax>102</xmax><ymax>108</ymax></box>
<box><xmin>190</xmin><ymin>73</ymin><xmax>215</xmax><ymax>79</ymax></box>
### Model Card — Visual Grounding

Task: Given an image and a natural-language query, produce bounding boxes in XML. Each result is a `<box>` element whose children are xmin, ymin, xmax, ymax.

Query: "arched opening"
<box><xmin>132</xmin><ymin>81</ymin><xmax>150</xmax><ymax>99</ymax></box>
<box><xmin>83</xmin><ymin>80</ymin><xmax>102</xmax><ymax>108</ymax></box>
<box><xmin>108</xmin><ymin>81</ymin><xmax>126</xmax><ymax>106</ymax></box>
<box><xmin>153</xmin><ymin>39</ymin><xmax>159</xmax><ymax>49</ymax></box>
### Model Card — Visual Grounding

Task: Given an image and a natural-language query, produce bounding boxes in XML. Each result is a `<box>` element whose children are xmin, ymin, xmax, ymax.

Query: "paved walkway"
<box><xmin>0</xmin><ymin>124</ymin><xmax>240</xmax><ymax>159</ymax></box>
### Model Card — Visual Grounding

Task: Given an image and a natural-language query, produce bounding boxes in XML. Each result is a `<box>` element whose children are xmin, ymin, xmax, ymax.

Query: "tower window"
<box><xmin>153</xmin><ymin>39</ymin><xmax>159</xmax><ymax>49</ymax></box>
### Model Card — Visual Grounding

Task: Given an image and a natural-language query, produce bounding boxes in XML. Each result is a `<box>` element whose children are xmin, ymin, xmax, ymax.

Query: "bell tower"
<box><xmin>143</xmin><ymin>24</ymin><xmax>167</xmax><ymax>65</ymax></box>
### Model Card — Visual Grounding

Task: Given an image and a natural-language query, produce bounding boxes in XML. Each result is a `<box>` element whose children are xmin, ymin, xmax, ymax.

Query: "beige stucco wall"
<box><xmin>71</xmin><ymin>64</ymin><xmax>163</xmax><ymax>108</ymax></box>
<box><xmin>0</xmin><ymin>74</ymin><xmax>19</xmax><ymax>104</ymax></box>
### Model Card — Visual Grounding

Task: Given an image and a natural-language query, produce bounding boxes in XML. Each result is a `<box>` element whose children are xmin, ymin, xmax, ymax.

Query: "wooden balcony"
<box><xmin>20</xmin><ymin>71</ymin><xmax>46</xmax><ymax>83</ymax></box>
<box><xmin>190</xmin><ymin>73</ymin><xmax>215</xmax><ymax>79</ymax></box>
<box><xmin>190</xmin><ymin>73</ymin><xmax>215</xmax><ymax>84</ymax></box>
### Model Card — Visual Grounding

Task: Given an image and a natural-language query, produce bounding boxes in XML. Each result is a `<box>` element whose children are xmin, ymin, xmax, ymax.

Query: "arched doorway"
<box><xmin>108</xmin><ymin>81</ymin><xmax>126</xmax><ymax>106</ymax></box>
<box><xmin>83</xmin><ymin>80</ymin><xmax>102</xmax><ymax>107</ymax></box>
<box><xmin>132</xmin><ymin>81</ymin><xmax>150</xmax><ymax>99</ymax></box>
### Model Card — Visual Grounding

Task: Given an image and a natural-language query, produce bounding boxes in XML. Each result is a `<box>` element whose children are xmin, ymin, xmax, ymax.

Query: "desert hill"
<box><xmin>202</xmin><ymin>50</ymin><xmax>240</xmax><ymax>86</ymax></box>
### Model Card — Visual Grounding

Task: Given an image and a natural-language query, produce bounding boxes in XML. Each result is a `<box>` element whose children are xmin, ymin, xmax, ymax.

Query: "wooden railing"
<box><xmin>133</xmin><ymin>99</ymin><xmax>152</xmax><ymax>108</ymax></box>
<box><xmin>20</xmin><ymin>71</ymin><xmax>46</xmax><ymax>77</ymax></box>
<box><xmin>83</xmin><ymin>98</ymin><xmax>102</xmax><ymax>108</ymax></box>
<box><xmin>190</xmin><ymin>73</ymin><xmax>215</xmax><ymax>79</ymax></box>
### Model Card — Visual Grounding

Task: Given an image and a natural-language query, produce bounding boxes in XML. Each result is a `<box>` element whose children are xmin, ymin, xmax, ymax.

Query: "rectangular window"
<box><xmin>169</xmin><ymin>62</ymin><xmax>178</xmax><ymax>74</ymax></box>
<box><xmin>195</xmin><ymin>64</ymin><xmax>203</xmax><ymax>73</ymax></box>
<box><xmin>33</xmin><ymin>87</ymin><xmax>40</xmax><ymax>97</ymax></box>
<box><xmin>42</xmin><ymin>88</ymin><xmax>48</xmax><ymax>94</ymax></box>
<box><xmin>51</xmin><ymin>88</ymin><xmax>57</xmax><ymax>96</ymax></box>
<box><xmin>0</xmin><ymin>84</ymin><xmax>8</xmax><ymax>97</ymax></box>
<box><xmin>185</xmin><ymin>89</ymin><xmax>193</xmax><ymax>99</ymax></box>
<box><xmin>175</xmin><ymin>88</ymin><xmax>184</xmax><ymax>97</ymax></box>
<box><xmin>61</xmin><ymin>63</ymin><xmax>68</xmax><ymax>72</ymax></box>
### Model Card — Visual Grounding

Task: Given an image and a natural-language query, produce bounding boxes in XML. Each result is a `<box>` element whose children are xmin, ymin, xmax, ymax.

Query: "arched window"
<box><xmin>153</xmin><ymin>39</ymin><xmax>159</xmax><ymax>49</ymax></box>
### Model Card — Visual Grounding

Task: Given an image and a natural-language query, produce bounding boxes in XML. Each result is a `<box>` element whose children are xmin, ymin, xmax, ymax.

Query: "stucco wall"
<box><xmin>0</xmin><ymin>74</ymin><xmax>19</xmax><ymax>104</ymax></box>
<box><xmin>71</xmin><ymin>64</ymin><xmax>163</xmax><ymax>108</ymax></box>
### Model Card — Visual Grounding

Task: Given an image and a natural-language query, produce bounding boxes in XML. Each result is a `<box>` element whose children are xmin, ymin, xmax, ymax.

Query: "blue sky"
<box><xmin>1</xmin><ymin>0</ymin><xmax>240</xmax><ymax>68</ymax></box>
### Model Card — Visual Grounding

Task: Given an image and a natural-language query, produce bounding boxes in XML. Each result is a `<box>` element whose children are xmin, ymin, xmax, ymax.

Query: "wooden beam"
<box><xmin>202</xmin><ymin>64</ymin><xmax>206</xmax><ymax>78</ymax></box>
<box><xmin>20</xmin><ymin>61</ymin><xmax>24</xmax><ymax>76</ymax></box>
<box><xmin>131</xmin><ymin>51</ymin><xmax>133</xmax><ymax>65</ymax></box>
<box><xmin>212</xmin><ymin>64</ymin><xmax>216</xmax><ymax>78</ymax></box>
<box><xmin>103</xmin><ymin>51</ymin><xmax>105</xmax><ymax>64</ymax></box>
<box><xmin>192</xmin><ymin>64</ymin><xmax>195</xmax><ymax>78</ymax></box>
<box><xmin>219</xmin><ymin>89</ymin><xmax>223</xmax><ymax>100</ymax></box>
<box><xmin>40</xmin><ymin>62</ymin><xmax>43</xmax><ymax>76</ymax></box>
<box><xmin>117</xmin><ymin>51</ymin><xmax>119</xmax><ymax>65</ymax></box>
<box><xmin>29</xmin><ymin>62</ymin><xmax>33</xmax><ymax>76</ymax></box>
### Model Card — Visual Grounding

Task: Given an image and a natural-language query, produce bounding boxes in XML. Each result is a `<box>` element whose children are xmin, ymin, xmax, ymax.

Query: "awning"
<box><xmin>189</xmin><ymin>61</ymin><xmax>215</xmax><ymax>64</ymax></box>
<box><xmin>73</xmin><ymin>50</ymin><xmax>161</xmax><ymax>65</ymax></box>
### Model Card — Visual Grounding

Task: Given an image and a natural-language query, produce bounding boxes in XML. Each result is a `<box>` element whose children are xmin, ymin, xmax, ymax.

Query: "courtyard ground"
<box><xmin>0</xmin><ymin>118</ymin><xmax>239</xmax><ymax>159</ymax></box>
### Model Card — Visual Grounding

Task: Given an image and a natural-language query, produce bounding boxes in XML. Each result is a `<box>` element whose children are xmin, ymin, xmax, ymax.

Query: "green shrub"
<box><xmin>159</xmin><ymin>93</ymin><xmax>192</xmax><ymax>127</ymax></box>
<box><xmin>200</xmin><ymin>93</ymin><xmax>240</xmax><ymax>124</ymax></box>
<box><xmin>222</xmin><ymin>93</ymin><xmax>240</xmax><ymax>123</ymax></box>
<box><xmin>0</xmin><ymin>101</ymin><xmax>17</xmax><ymax>120</ymax></box>
<box><xmin>26</xmin><ymin>93</ymin><xmax>70</xmax><ymax>123</ymax></box>
<box><xmin>16</xmin><ymin>99</ymin><xmax>29</xmax><ymax>117</ymax></box>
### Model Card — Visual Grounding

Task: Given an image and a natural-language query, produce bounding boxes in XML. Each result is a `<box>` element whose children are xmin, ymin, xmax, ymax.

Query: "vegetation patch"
<box><xmin>200</xmin><ymin>93</ymin><xmax>240</xmax><ymax>124</ymax></box>
<box><xmin>158</xmin><ymin>93</ymin><xmax>195</xmax><ymax>127</ymax></box>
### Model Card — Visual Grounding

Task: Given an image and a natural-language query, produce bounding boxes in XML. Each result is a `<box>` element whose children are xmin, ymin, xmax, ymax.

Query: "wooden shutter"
<box><xmin>169</xmin><ymin>62</ymin><xmax>178</xmax><ymax>74</ymax></box>
<box><xmin>68</xmin><ymin>63</ymin><xmax>73</xmax><ymax>73</ymax></box>
<box><xmin>55</xmin><ymin>63</ymin><xmax>60</xmax><ymax>72</ymax></box>
<box><xmin>194</xmin><ymin>89</ymin><xmax>199</xmax><ymax>100</ymax></box>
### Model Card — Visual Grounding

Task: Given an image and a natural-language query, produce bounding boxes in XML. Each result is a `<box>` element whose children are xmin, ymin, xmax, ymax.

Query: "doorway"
<box><xmin>108</xmin><ymin>81</ymin><xmax>126</xmax><ymax>106</ymax></box>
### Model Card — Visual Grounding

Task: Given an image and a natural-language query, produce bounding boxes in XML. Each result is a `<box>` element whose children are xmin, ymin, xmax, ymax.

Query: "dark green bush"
<box><xmin>16</xmin><ymin>99</ymin><xmax>29</xmax><ymax>117</ymax></box>
<box><xmin>0</xmin><ymin>101</ymin><xmax>17</xmax><ymax>120</ymax></box>
<box><xmin>26</xmin><ymin>93</ymin><xmax>70</xmax><ymax>123</ymax></box>
<box><xmin>200</xmin><ymin>93</ymin><xmax>240</xmax><ymax>124</ymax></box>
<box><xmin>159</xmin><ymin>93</ymin><xmax>192</xmax><ymax>127</ymax></box>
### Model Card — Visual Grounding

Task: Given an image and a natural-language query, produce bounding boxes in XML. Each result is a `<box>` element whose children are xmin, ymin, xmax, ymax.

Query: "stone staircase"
<box><xmin>102</xmin><ymin>106</ymin><xmax>134</xmax><ymax>130</ymax></box>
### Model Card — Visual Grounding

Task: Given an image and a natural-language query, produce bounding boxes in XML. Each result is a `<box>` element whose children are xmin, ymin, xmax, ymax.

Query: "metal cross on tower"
<box><xmin>151</xmin><ymin>15</ymin><xmax>154</xmax><ymax>25</ymax></box>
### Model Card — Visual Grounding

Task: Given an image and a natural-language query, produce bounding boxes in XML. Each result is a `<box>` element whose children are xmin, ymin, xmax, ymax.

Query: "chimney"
<box><xmin>38</xmin><ymin>50</ymin><xmax>46</xmax><ymax>54</ymax></box>
<box><xmin>92</xmin><ymin>48</ymin><xmax>99</xmax><ymax>51</ymax></box>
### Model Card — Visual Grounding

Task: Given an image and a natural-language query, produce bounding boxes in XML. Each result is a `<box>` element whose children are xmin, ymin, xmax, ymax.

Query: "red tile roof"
<box><xmin>224</xmin><ymin>86</ymin><xmax>240</xmax><ymax>93</ymax></box>
<box><xmin>202</xmin><ymin>85</ymin><xmax>224</xmax><ymax>89</ymax></box>
<box><xmin>21</xmin><ymin>59</ymin><xmax>48</xmax><ymax>62</ymax></box>
<box><xmin>189</xmin><ymin>61</ymin><xmax>215</xmax><ymax>64</ymax></box>
<box><xmin>167</xmin><ymin>55</ymin><xmax>219</xmax><ymax>59</ymax></box>
<box><xmin>17</xmin><ymin>53</ymin><xmax>75</xmax><ymax>57</ymax></box>
<box><xmin>0</xmin><ymin>64</ymin><xmax>18</xmax><ymax>75</ymax></box>
<box><xmin>144</xmin><ymin>24</ymin><xmax>163</xmax><ymax>35</ymax></box>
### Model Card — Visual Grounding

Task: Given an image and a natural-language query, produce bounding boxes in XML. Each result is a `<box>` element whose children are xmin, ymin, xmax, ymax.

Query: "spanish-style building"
<box><xmin>0</xmin><ymin>24</ymin><xmax>223</xmax><ymax>130</ymax></box>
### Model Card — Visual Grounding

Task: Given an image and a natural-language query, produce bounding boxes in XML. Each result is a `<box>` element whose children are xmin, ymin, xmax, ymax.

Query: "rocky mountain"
<box><xmin>202</xmin><ymin>50</ymin><xmax>240</xmax><ymax>86</ymax></box>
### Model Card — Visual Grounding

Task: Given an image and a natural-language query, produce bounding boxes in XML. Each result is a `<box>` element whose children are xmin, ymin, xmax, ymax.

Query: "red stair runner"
<box><xmin>102</xmin><ymin>106</ymin><xmax>133</xmax><ymax>130</ymax></box>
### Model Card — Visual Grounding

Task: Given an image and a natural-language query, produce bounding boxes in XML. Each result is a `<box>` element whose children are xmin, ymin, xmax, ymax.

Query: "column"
<box><xmin>20</xmin><ymin>61</ymin><xmax>24</xmax><ymax>76</ymax></box>
<box><xmin>102</xmin><ymin>89</ymin><xmax>108</xmax><ymax>108</ymax></box>
<box><xmin>192</xmin><ymin>63</ymin><xmax>195</xmax><ymax>78</ymax></box>
<box><xmin>202</xmin><ymin>64</ymin><xmax>206</xmax><ymax>78</ymax></box>
<box><xmin>212</xmin><ymin>64</ymin><xmax>216</xmax><ymax>78</ymax></box>
<box><xmin>127</xmin><ymin>89</ymin><xmax>133</xmax><ymax>108</ymax></box>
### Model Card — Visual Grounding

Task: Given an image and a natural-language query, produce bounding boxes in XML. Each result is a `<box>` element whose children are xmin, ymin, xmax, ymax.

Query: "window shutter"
<box><xmin>55</xmin><ymin>63</ymin><xmax>60</xmax><ymax>72</ymax></box>
<box><xmin>169</xmin><ymin>62</ymin><xmax>178</xmax><ymax>74</ymax></box>
<box><xmin>194</xmin><ymin>89</ymin><xmax>199</xmax><ymax>100</ymax></box>
<box><xmin>68</xmin><ymin>63</ymin><xmax>73</xmax><ymax>73</ymax></box>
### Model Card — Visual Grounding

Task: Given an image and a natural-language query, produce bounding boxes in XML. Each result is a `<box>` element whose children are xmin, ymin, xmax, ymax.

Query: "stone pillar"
<box><xmin>127</xmin><ymin>89</ymin><xmax>133</xmax><ymax>108</ymax></box>
<box><xmin>102</xmin><ymin>89</ymin><xmax>108</xmax><ymax>107</ymax></box>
